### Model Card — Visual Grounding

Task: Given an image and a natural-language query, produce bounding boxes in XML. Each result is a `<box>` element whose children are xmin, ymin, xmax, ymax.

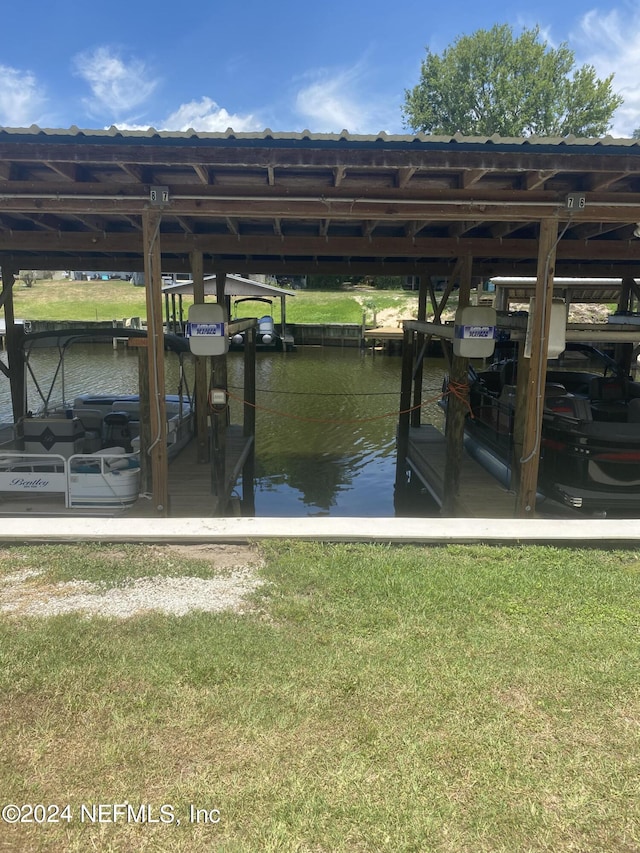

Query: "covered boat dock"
<box><xmin>161</xmin><ymin>273</ymin><xmax>296</xmax><ymax>350</ymax></box>
<box><xmin>1</xmin><ymin>127</ymin><xmax>640</xmax><ymax>517</ymax></box>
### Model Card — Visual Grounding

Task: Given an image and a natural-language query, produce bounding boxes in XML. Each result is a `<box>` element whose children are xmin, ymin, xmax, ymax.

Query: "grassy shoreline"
<box><xmin>10</xmin><ymin>278</ymin><xmax>421</xmax><ymax>326</ymax></box>
<box><xmin>0</xmin><ymin>541</ymin><xmax>638</xmax><ymax>852</ymax></box>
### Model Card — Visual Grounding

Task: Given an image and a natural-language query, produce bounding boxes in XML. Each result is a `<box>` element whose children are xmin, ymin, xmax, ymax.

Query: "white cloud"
<box><xmin>294</xmin><ymin>63</ymin><xmax>398</xmax><ymax>134</ymax></box>
<box><xmin>162</xmin><ymin>97</ymin><xmax>261</xmax><ymax>132</ymax></box>
<box><xmin>73</xmin><ymin>47</ymin><xmax>159</xmax><ymax>120</ymax></box>
<box><xmin>0</xmin><ymin>64</ymin><xmax>46</xmax><ymax>126</ymax></box>
<box><xmin>572</xmin><ymin>6</ymin><xmax>640</xmax><ymax>136</ymax></box>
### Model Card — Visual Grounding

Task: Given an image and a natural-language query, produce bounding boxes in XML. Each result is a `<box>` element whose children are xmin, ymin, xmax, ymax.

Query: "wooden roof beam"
<box><xmin>26</xmin><ymin>213</ymin><xmax>66</xmax><ymax>232</ymax></box>
<box><xmin>225</xmin><ymin>217</ymin><xmax>240</xmax><ymax>236</ymax></box>
<box><xmin>333</xmin><ymin>166</ymin><xmax>346</xmax><ymax>187</ymax></box>
<box><xmin>405</xmin><ymin>220</ymin><xmax>426</xmax><ymax>238</ymax></box>
<box><xmin>362</xmin><ymin>220</ymin><xmax>379</xmax><ymax>239</ymax></box>
<box><xmin>0</xmin><ymin>213</ymin><xmax>23</xmax><ymax>231</ymax></box>
<box><xmin>176</xmin><ymin>216</ymin><xmax>195</xmax><ymax>234</ymax></box>
<box><xmin>192</xmin><ymin>164</ymin><xmax>213</xmax><ymax>185</ymax></box>
<box><xmin>123</xmin><ymin>215</ymin><xmax>142</xmax><ymax>231</ymax></box>
<box><xmin>569</xmin><ymin>221</ymin><xmax>633</xmax><ymax>239</ymax></box>
<box><xmin>0</xmin><ymin>161</ymin><xmax>21</xmax><ymax>181</ymax></box>
<box><xmin>523</xmin><ymin>170</ymin><xmax>558</xmax><ymax>190</ymax></box>
<box><xmin>11</xmin><ymin>230</ymin><xmax>640</xmax><ymax>262</ymax></box>
<box><xmin>267</xmin><ymin>166</ymin><xmax>276</xmax><ymax>186</ymax></box>
<box><xmin>70</xmin><ymin>213</ymin><xmax>111</xmax><ymax>232</ymax></box>
<box><xmin>449</xmin><ymin>221</ymin><xmax>478</xmax><ymax>237</ymax></box>
<box><xmin>460</xmin><ymin>169</ymin><xmax>488</xmax><ymax>188</ymax></box>
<box><xmin>587</xmin><ymin>172</ymin><xmax>630</xmax><ymax>191</ymax></box>
<box><xmin>45</xmin><ymin>161</ymin><xmax>89</xmax><ymax>182</ymax></box>
<box><xmin>396</xmin><ymin>167</ymin><xmax>417</xmax><ymax>188</ymax></box>
<box><xmin>118</xmin><ymin>162</ymin><xmax>152</xmax><ymax>183</ymax></box>
<box><xmin>319</xmin><ymin>219</ymin><xmax>329</xmax><ymax>237</ymax></box>
<box><xmin>491</xmin><ymin>221</ymin><xmax>528</xmax><ymax>239</ymax></box>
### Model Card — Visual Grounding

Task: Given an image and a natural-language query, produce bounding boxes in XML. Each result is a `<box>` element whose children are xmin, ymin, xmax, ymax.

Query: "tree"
<box><xmin>403</xmin><ymin>24</ymin><xmax>622</xmax><ymax>138</ymax></box>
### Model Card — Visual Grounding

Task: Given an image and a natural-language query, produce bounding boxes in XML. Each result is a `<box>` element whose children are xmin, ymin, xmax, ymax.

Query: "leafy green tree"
<box><xmin>403</xmin><ymin>24</ymin><xmax>622</xmax><ymax>137</ymax></box>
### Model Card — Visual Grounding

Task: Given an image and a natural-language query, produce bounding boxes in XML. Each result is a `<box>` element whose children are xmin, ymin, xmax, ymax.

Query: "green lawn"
<box><xmin>10</xmin><ymin>278</ymin><xmax>421</xmax><ymax>325</ymax></box>
<box><xmin>0</xmin><ymin>541</ymin><xmax>638</xmax><ymax>852</ymax></box>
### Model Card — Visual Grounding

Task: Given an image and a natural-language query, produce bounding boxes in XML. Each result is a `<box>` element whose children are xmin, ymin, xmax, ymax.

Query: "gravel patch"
<box><xmin>0</xmin><ymin>567</ymin><xmax>264</xmax><ymax>619</ymax></box>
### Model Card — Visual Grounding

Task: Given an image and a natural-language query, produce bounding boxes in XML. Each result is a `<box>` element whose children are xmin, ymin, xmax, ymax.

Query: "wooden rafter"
<box><xmin>588</xmin><ymin>172</ymin><xmax>629</xmax><ymax>192</ymax></box>
<box><xmin>523</xmin><ymin>170</ymin><xmax>558</xmax><ymax>190</ymax></box>
<box><xmin>333</xmin><ymin>166</ymin><xmax>346</xmax><ymax>186</ymax></box>
<box><xmin>176</xmin><ymin>216</ymin><xmax>195</xmax><ymax>234</ymax></box>
<box><xmin>118</xmin><ymin>162</ymin><xmax>151</xmax><ymax>183</ymax></box>
<box><xmin>225</xmin><ymin>217</ymin><xmax>240</xmax><ymax>236</ymax></box>
<box><xmin>396</xmin><ymin>167</ymin><xmax>417</xmax><ymax>188</ymax></box>
<box><xmin>45</xmin><ymin>161</ymin><xmax>87</xmax><ymax>182</ymax></box>
<box><xmin>460</xmin><ymin>169</ymin><xmax>488</xmax><ymax>188</ymax></box>
<box><xmin>192</xmin><ymin>164</ymin><xmax>212</xmax><ymax>185</ymax></box>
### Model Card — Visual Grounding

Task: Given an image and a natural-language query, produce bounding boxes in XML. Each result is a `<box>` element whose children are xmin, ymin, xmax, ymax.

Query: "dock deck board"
<box><xmin>165</xmin><ymin>425</ymin><xmax>253</xmax><ymax>517</ymax></box>
<box><xmin>407</xmin><ymin>425</ymin><xmax>518</xmax><ymax>518</ymax></box>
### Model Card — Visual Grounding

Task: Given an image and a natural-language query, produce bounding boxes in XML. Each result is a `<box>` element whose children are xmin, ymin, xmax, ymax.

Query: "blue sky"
<box><xmin>2</xmin><ymin>0</ymin><xmax>639</xmax><ymax>136</ymax></box>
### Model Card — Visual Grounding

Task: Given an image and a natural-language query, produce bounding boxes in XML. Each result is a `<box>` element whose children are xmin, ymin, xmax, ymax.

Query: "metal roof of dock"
<box><xmin>161</xmin><ymin>273</ymin><xmax>296</xmax><ymax>298</ymax></box>
<box><xmin>1</xmin><ymin>125</ymin><xmax>640</xmax><ymax>278</ymax></box>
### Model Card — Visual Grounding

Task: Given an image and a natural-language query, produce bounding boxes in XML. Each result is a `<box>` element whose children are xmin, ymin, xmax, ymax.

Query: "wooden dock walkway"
<box><xmin>407</xmin><ymin>425</ymin><xmax>518</xmax><ymax>518</ymax></box>
<box><xmin>134</xmin><ymin>425</ymin><xmax>253</xmax><ymax>517</ymax></box>
<box><xmin>165</xmin><ymin>426</ymin><xmax>253</xmax><ymax>517</ymax></box>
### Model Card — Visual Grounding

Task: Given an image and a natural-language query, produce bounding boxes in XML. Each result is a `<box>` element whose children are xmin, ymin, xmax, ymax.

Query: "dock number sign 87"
<box><xmin>150</xmin><ymin>186</ymin><xmax>170</xmax><ymax>205</ymax></box>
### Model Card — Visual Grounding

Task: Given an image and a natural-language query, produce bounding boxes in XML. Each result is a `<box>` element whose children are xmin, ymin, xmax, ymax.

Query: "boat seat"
<box><xmin>544</xmin><ymin>391</ymin><xmax>592</xmax><ymax>421</ymax></box>
<box><xmin>102</xmin><ymin>412</ymin><xmax>132</xmax><ymax>451</ymax></box>
<box><xmin>589</xmin><ymin>376</ymin><xmax>629</xmax><ymax>421</ymax></box>
<box><xmin>589</xmin><ymin>376</ymin><xmax>628</xmax><ymax>402</ymax></box>
<box><xmin>72</xmin><ymin>408</ymin><xmax>103</xmax><ymax>432</ymax></box>
<box><xmin>111</xmin><ymin>400</ymin><xmax>140</xmax><ymax>420</ymax></box>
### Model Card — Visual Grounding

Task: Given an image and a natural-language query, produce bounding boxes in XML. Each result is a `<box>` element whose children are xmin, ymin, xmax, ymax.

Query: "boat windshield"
<box><xmin>546</xmin><ymin>344</ymin><xmax>622</xmax><ymax>378</ymax></box>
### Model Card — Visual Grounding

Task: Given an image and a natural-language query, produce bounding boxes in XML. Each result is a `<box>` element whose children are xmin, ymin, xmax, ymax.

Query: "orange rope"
<box><xmin>443</xmin><ymin>379</ymin><xmax>474</xmax><ymax>418</ymax></box>
<box><xmin>225</xmin><ymin>388</ymin><xmax>446</xmax><ymax>425</ymax></box>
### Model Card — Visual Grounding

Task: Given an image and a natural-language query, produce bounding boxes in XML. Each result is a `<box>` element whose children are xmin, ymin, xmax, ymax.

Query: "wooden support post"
<box><xmin>442</xmin><ymin>256</ymin><xmax>472</xmax><ymax>516</ymax></box>
<box><xmin>615</xmin><ymin>275</ymin><xmax>636</xmax><ymax>371</ymax></box>
<box><xmin>618</xmin><ymin>276</ymin><xmax>633</xmax><ymax>314</ymax></box>
<box><xmin>211</xmin><ymin>268</ymin><xmax>228</xmax><ymax>508</ymax></box>
<box><xmin>190</xmin><ymin>250</ymin><xmax>209</xmax><ymax>463</ymax></box>
<box><xmin>511</xmin><ymin>344</ymin><xmax>530</xmax><ymax>493</ymax></box>
<box><xmin>517</xmin><ymin>218</ymin><xmax>559</xmax><ymax>518</ymax></box>
<box><xmin>426</xmin><ymin>274</ymin><xmax>450</xmax><ymax>368</ymax></box>
<box><xmin>395</xmin><ymin>326</ymin><xmax>415</xmax><ymax>490</ymax></box>
<box><xmin>128</xmin><ymin>338</ymin><xmax>152</xmax><ymax>494</ymax></box>
<box><xmin>142</xmin><ymin>209</ymin><xmax>169</xmax><ymax>516</ymax></box>
<box><xmin>1</xmin><ymin>267</ymin><xmax>25</xmax><ymax>422</ymax></box>
<box><xmin>411</xmin><ymin>275</ymin><xmax>428</xmax><ymax>428</ymax></box>
<box><xmin>242</xmin><ymin>325</ymin><xmax>256</xmax><ymax>514</ymax></box>
<box><xmin>280</xmin><ymin>293</ymin><xmax>288</xmax><ymax>352</ymax></box>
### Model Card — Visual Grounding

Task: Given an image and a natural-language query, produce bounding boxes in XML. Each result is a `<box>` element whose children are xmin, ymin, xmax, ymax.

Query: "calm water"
<box><xmin>0</xmin><ymin>345</ymin><xmax>446</xmax><ymax>517</ymax></box>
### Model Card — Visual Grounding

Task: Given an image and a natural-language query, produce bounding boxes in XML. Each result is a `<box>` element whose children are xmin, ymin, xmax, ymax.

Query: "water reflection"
<box><xmin>0</xmin><ymin>345</ymin><xmax>446</xmax><ymax>517</ymax></box>
<box><xmin>228</xmin><ymin>347</ymin><xmax>445</xmax><ymax>516</ymax></box>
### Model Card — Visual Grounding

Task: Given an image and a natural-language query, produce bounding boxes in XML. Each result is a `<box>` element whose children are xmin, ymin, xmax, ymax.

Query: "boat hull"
<box><xmin>461</xmin><ymin>345</ymin><xmax>640</xmax><ymax>517</ymax></box>
<box><xmin>0</xmin><ymin>449</ymin><xmax>140</xmax><ymax>510</ymax></box>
